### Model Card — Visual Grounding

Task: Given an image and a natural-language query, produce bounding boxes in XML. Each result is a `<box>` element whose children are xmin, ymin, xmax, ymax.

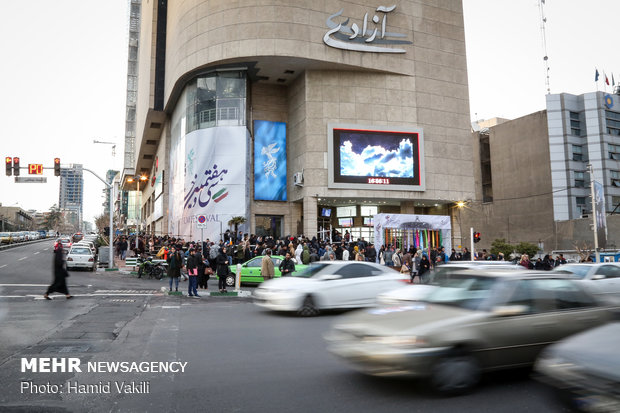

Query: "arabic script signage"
<box><xmin>323</xmin><ymin>5</ymin><xmax>411</xmax><ymax>53</ymax></box>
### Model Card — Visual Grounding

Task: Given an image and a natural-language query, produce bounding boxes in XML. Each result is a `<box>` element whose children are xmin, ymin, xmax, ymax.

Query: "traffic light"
<box><xmin>54</xmin><ymin>158</ymin><xmax>61</xmax><ymax>176</ymax></box>
<box><xmin>13</xmin><ymin>157</ymin><xmax>20</xmax><ymax>176</ymax></box>
<box><xmin>474</xmin><ymin>232</ymin><xmax>481</xmax><ymax>243</ymax></box>
<box><xmin>5</xmin><ymin>157</ymin><xmax>12</xmax><ymax>176</ymax></box>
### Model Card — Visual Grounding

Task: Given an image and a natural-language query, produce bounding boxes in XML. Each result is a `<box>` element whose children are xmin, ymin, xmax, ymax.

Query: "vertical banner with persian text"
<box><xmin>169</xmin><ymin>126</ymin><xmax>250</xmax><ymax>240</ymax></box>
<box><xmin>253</xmin><ymin>120</ymin><xmax>287</xmax><ymax>201</ymax></box>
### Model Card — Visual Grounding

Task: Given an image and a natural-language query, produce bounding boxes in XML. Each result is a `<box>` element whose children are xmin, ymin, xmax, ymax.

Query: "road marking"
<box><xmin>0</xmin><ymin>265</ymin><xmax>6</xmax><ymax>269</ymax></box>
<box><xmin>18</xmin><ymin>257</ymin><xmax>27</xmax><ymax>261</ymax></box>
<box><xmin>162</xmin><ymin>306</ymin><xmax>180</xmax><ymax>309</ymax></box>
<box><xmin>34</xmin><ymin>251</ymin><xmax>40</xmax><ymax>255</ymax></box>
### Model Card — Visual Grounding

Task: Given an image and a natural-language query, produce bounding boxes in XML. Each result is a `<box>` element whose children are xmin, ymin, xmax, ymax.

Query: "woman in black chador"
<box><xmin>43</xmin><ymin>244</ymin><xmax>73</xmax><ymax>300</ymax></box>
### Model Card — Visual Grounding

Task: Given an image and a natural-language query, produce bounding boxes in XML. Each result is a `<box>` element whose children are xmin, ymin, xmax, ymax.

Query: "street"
<box><xmin>0</xmin><ymin>241</ymin><xmax>567</xmax><ymax>412</ymax></box>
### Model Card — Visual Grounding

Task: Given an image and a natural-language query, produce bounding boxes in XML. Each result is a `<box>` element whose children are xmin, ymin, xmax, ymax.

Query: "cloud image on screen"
<box><xmin>339</xmin><ymin>134</ymin><xmax>414</xmax><ymax>178</ymax></box>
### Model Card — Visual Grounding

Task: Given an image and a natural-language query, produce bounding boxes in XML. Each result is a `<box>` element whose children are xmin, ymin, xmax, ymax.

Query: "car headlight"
<box><xmin>362</xmin><ymin>335</ymin><xmax>427</xmax><ymax>348</ymax></box>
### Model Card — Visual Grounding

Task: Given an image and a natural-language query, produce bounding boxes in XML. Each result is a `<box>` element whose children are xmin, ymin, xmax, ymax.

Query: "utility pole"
<box><xmin>588</xmin><ymin>163</ymin><xmax>600</xmax><ymax>263</ymax></box>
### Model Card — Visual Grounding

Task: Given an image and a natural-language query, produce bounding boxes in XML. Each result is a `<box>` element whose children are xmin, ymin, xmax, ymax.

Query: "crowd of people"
<box><xmin>111</xmin><ymin>230</ymin><xmax>573</xmax><ymax>296</ymax></box>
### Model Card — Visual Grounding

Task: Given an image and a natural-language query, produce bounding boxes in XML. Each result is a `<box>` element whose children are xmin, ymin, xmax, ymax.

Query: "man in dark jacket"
<box><xmin>167</xmin><ymin>246</ymin><xmax>183</xmax><ymax>292</ymax></box>
<box><xmin>278</xmin><ymin>252</ymin><xmax>296</xmax><ymax>276</ymax></box>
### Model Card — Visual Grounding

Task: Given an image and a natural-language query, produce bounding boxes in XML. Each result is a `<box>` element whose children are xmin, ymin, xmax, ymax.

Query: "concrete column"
<box><xmin>302</xmin><ymin>196</ymin><xmax>317</xmax><ymax>237</ymax></box>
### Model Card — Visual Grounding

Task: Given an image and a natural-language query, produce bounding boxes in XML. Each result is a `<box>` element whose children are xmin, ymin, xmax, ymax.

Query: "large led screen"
<box><xmin>254</xmin><ymin>120</ymin><xmax>287</xmax><ymax>201</ymax></box>
<box><xmin>327</xmin><ymin>124</ymin><xmax>424</xmax><ymax>191</ymax></box>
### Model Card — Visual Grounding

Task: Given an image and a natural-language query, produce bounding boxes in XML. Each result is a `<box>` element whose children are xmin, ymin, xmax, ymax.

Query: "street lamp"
<box><xmin>127</xmin><ymin>175</ymin><xmax>148</xmax><ymax>249</ymax></box>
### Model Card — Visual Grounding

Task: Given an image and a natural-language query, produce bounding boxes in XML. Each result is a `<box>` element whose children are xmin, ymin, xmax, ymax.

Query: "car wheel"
<box><xmin>431</xmin><ymin>351</ymin><xmax>480</xmax><ymax>395</ymax></box>
<box><xmin>297</xmin><ymin>295</ymin><xmax>320</xmax><ymax>317</ymax></box>
<box><xmin>225</xmin><ymin>274</ymin><xmax>235</xmax><ymax>287</ymax></box>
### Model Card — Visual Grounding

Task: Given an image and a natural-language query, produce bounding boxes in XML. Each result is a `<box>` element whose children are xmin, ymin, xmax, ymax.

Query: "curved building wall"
<box><xmin>134</xmin><ymin>0</ymin><xmax>474</xmax><ymax>241</ymax></box>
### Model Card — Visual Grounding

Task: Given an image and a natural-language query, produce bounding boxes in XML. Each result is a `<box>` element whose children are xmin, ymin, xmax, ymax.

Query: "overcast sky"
<box><xmin>1</xmin><ymin>0</ymin><xmax>619</xmax><ymax>226</ymax></box>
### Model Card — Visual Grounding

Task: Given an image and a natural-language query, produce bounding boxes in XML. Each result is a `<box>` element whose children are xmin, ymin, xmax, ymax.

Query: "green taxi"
<box><xmin>222</xmin><ymin>255</ymin><xmax>308</xmax><ymax>287</ymax></box>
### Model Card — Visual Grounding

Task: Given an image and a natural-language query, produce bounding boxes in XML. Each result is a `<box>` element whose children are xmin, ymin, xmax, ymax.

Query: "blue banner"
<box><xmin>254</xmin><ymin>120</ymin><xmax>287</xmax><ymax>201</ymax></box>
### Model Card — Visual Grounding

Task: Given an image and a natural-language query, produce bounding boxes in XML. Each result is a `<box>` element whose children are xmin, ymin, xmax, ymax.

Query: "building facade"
<box><xmin>123</xmin><ymin>0</ymin><xmax>475</xmax><ymax>244</ymax></box>
<box><xmin>59</xmin><ymin>164</ymin><xmax>84</xmax><ymax>232</ymax></box>
<box><xmin>465</xmin><ymin>90</ymin><xmax>620</xmax><ymax>253</ymax></box>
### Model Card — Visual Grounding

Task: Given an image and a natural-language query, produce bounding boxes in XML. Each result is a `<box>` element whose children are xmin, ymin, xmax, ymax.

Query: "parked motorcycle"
<box><xmin>137</xmin><ymin>256</ymin><xmax>165</xmax><ymax>280</ymax></box>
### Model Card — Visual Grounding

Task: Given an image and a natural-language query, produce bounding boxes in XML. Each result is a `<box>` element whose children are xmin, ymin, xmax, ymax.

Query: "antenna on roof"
<box><xmin>539</xmin><ymin>0</ymin><xmax>551</xmax><ymax>94</ymax></box>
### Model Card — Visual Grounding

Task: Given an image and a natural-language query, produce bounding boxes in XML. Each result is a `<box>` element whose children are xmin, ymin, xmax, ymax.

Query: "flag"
<box><xmin>606</xmin><ymin>74</ymin><xmax>610</xmax><ymax>85</ymax></box>
<box><xmin>595</xmin><ymin>68</ymin><xmax>599</xmax><ymax>81</ymax></box>
<box><xmin>613</xmin><ymin>73</ymin><xmax>616</xmax><ymax>86</ymax></box>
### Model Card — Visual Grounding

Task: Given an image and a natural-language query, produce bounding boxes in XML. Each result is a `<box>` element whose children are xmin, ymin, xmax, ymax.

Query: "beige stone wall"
<box><xmin>462</xmin><ymin>111</ymin><xmax>555</xmax><ymax>248</ymax></box>
<box><xmin>135</xmin><ymin>0</ymin><xmax>158</xmax><ymax>156</ymax></box>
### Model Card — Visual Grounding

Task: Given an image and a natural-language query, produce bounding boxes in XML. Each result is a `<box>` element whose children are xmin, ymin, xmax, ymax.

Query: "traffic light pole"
<box><xmin>82</xmin><ymin>168</ymin><xmax>114</xmax><ymax>269</ymax></box>
<box><xmin>470</xmin><ymin>227</ymin><xmax>475</xmax><ymax>261</ymax></box>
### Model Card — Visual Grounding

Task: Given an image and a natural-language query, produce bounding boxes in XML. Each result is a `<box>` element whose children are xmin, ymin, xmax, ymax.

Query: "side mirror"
<box><xmin>492</xmin><ymin>305</ymin><xmax>529</xmax><ymax>317</ymax></box>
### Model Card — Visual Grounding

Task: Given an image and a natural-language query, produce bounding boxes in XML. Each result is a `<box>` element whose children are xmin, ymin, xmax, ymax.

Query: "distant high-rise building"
<box><xmin>59</xmin><ymin>164</ymin><xmax>84</xmax><ymax>231</ymax></box>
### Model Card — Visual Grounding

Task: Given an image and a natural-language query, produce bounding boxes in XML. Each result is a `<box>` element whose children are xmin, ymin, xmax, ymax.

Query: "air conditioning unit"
<box><xmin>293</xmin><ymin>172</ymin><xmax>304</xmax><ymax>186</ymax></box>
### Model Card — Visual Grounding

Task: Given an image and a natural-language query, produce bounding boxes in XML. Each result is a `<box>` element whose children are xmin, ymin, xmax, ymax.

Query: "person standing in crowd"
<box><xmin>301</xmin><ymin>244</ymin><xmax>310</xmax><ymax>265</ymax></box>
<box><xmin>167</xmin><ymin>246</ymin><xmax>183</xmax><ymax>292</ymax></box>
<box><xmin>519</xmin><ymin>254</ymin><xmax>532</xmax><ymax>269</ymax></box>
<box><xmin>279</xmin><ymin>252</ymin><xmax>296</xmax><ymax>276</ymax></box>
<box><xmin>43</xmin><ymin>244</ymin><xmax>73</xmax><ymax>300</ymax></box>
<box><xmin>384</xmin><ymin>245</ymin><xmax>394</xmax><ymax>266</ymax></box>
<box><xmin>216</xmin><ymin>247</ymin><xmax>230</xmax><ymax>293</ymax></box>
<box><xmin>186</xmin><ymin>248</ymin><xmax>200</xmax><ymax>297</ymax></box>
<box><xmin>462</xmin><ymin>247</ymin><xmax>471</xmax><ymax>261</ymax></box>
<box><xmin>197</xmin><ymin>249</ymin><xmax>210</xmax><ymax>290</ymax></box>
<box><xmin>365</xmin><ymin>244</ymin><xmax>376</xmax><ymax>263</ymax></box>
<box><xmin>119</xmin><ymin>236</ymin><xmax>128</xmax><ymax>260</ymax></box>
<box><xmin>393</xmin><ymin>248</ymin><xmax>402</xmax><ymax>267</ymax></box>
<box><xmin>411</xmin><ymin>251</ymin><xmax>422</xmax><ymax>283</ymax></box>
<box><xmin>542</xmin><ymin>254</ymin><xmax>554</xmax><ymax>270</ymax></box>
<box><xmin>418</xmin><ymin>253</ymin><xmax>431</xmax><ymax>283</ymax></box>
<box><xmin>261</xmin><ymin>249</ymin><xmax>275</xmax><ymax>281</ymax></box>
<box><xmin>342</xmin><ymin>245</ymin><xmax>350</xmax><ymax>261</ymax></box>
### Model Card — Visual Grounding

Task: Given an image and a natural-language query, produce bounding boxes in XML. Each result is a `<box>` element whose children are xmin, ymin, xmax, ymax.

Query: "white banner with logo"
<box><xmin>168</xmin><ymin>126</ymin><xmax>250</xmax><ymax>241</ymax></box>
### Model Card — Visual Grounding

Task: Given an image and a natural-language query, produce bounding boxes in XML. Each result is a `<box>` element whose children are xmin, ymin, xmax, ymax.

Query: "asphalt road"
<box><xmin>0</xmin><ymin>242</ymin><xmax>568</xmax><ymax>412</ymax></box>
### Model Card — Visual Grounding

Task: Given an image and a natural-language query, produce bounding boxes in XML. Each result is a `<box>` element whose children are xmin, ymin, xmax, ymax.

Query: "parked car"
<box><xmin>535</xmin><ymin>322</ymin><xmax>620</xmax><ymax>412</ymax></box>
<box><xmin>253</xmin><ymin>261</ymin><xmax>408</xmax><ymax>316</ymax></box>
<box><xmin>552</xmin><ymin>263</ymin><xmax>620</xmax><ymax>304</ymax></box>
<box><xmin>66</xmin><ymin>245</ymin><xmax>97</xmax><ymax>271</ymax></box>
<box><xmin>75</xmin><ymin>240</ymin><xmax>97</xmax><ymax>257</ymax></box>
<box><xmin>0</xmin><ymin>232</ymin><xmax>13</xmax><ymax>244</ymax></box>
<box><xmin>325</xmin><ymin>269</ymin><xmax>618</xmax><ymax>394</ymax></box>
<box><xmin>221</xmin><ymin>255</ymin><xmax>308</xmax><ymax>287</ymax></box>
<box><xmin>377</xmin><ymin>262</ymin><xmax>522</xmax><ymax>306</ymax></box>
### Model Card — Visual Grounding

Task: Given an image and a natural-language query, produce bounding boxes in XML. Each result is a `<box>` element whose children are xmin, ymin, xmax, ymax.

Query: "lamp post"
<box><xmin>127</xmin><ymin>175</ymin><xmax>148</xmax><ymax>250</ymax></box>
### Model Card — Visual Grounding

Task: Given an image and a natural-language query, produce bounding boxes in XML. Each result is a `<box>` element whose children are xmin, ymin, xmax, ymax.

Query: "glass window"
<box><xmin>569</xmin><ymin>111</ymin><xmax>580</xmax><ymax>120</ymax></box>
<box><xmin>610</xmin><ymin>144</ymin><xmax>620</xmax><ymax>160</ymax></box>
<box><xmin>505</xmin><ymin>280</ymin><xmax>536</xmax><ymax>314</ymax></box>
<box><xmin>594</xmin><ymin>265</ymin><xmax>620</xmax><ymax>279</ymax></box>
<box><xmin>246</xmin><ymin>258</ymin><xmax>261</xmax><ymax>268</ymax></box>
<box><xmin>574</xmin><ymin>171</ymin><xmax>585</xmax><ymax>188</ymax></box>
<box><xmin>576</xmin><ymin>196</ymin><xmax>586</xmax><ymax>206</ymax></box>
<box><xmin>334</xmin><ymin>263</ymin><xmax>380</xmax><ymax>278</ymax></box>
<box><xmin>612</xmin><ymin>171</ymin><xmax>620</xmax><ymax>187</ymax></box>
<box><xmin>572</xmin><ymin>145</ymin><xmax>583</xmax><ymax>161</ymax></box>
<box><xmin>534</xmin><ymin>279</ymin><xmax>596</xmax><ymax>310</ymax></box>
<box><xmin>336</xmin><ymin>206</ymin><xmax>357</xmax><ymax>217</ymax></box>
<box><xmin>360</xmin><ymin>206</ymin><xmax>378</xmax><ymax>216</ymax></box>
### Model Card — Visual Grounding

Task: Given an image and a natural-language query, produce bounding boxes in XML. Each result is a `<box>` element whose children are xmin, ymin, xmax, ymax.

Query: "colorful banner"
<box><xmin>254</xmin><ymin>120</ymin><xmax>287</xmax><ymax>201</ymax></box>
<box><xmin>169</xmin><ymin>126</ymin><xmax>250</xmax><ymax>240</ymax></box>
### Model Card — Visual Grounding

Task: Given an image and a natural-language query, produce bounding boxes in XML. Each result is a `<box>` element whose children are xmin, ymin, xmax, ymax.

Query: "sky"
<box><xmin>1</xmin><ymin>0</ymin><xmax>619</xmax><ymax>226</ymax></box>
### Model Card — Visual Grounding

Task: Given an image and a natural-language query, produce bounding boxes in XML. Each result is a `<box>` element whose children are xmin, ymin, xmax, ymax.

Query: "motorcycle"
<box><xmin>137</xmin><ymin>256</ymin><xmax>165</xmax><ymax>280</ymax></box>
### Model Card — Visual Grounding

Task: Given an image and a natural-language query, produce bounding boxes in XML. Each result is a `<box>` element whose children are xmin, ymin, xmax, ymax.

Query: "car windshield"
<box><xmin>295</xmin><ymin>263</ymin><xmax>332</xmax><ymax>278</ymax></box>
<box><xmin>70</xmin><ymin>248</ymin><xmax>91</xmax><ymax>255</ymax></box>
<box><xmin>424</xmin><ymin>274</ymin><xmax>500</xmax><ymax>311</ymax></box>
<box><xmin>552</xmin><ymin>264</ymin><xmax>593</xmax><ymax>279</ymax></box>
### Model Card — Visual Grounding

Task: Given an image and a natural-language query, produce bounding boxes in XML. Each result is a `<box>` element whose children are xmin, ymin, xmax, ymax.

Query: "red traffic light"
<box><xmin>54</xmin><ymin>158</ymin><xmax>61</xmax><ymax>176</ymax></box>
<box><xmin>5</xmin><ymin>157</ymin><xmax>12</xmax><ymax>176</ymax></box>
<box><xmin>12</xmin><ymin>157</ymin><xmax>20</xmax><ymax>176</ymax></box>
<box><xmin>473</xmin><ymin>232</ymin><xmax>481</xmax><ymax>243</ymax></box>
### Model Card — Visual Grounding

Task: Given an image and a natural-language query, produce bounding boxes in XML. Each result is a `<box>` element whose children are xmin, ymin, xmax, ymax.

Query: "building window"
<box><xmin>609</xmin><ymin>144</ymin><xmax>620</xmax><ymax>160</ymax></box>
<box><xmin>570</xmin><ymin>111</ymin><xmax>581</xmax><ymax>136</ymax></box>
<box><xmin>576</xmin><ymin>196</ymin><xmax>587</xmax><ymax>216</ymax></box>
<box><xmin>611</xmin><ymin>170</ymin><xmax>620</xmax><ymax>187</ymax></box>
<box><xmin>574</xmin><ymin>171</ymin><xmax>585</xmax><ymax>188</ymax></box>
<box><xmin>480</xmin><ymin>135</ymin><xmax>493</xmax><ymax>202</ymax></box>
<box><xmin>611</xmin><ymin>196</ymin><xmax>620</xmax><ymax>212</ymax></box>
<box><xmin>572</xmin><ymin>145</ymin><xmax>584</xmax><ymax>161</ymax></box>
<box><xmin>186</xmin><ymin>71</ymin><xmax>247</xmax><ymax>133</ymax></box>
<box><xmin>606</xmin><ymin>110</ymin><xmax>620</xmax><ymax>136</ymax></box>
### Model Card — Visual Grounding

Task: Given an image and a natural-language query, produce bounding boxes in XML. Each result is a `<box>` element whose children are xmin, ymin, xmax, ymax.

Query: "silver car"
<box><xmin>325</xmin><ymin>270</ymin><xmax>617</xmax><ymax>394</ymax></box>
<box><xmin>552</xmin><ymin>263</ymin><xmax>620</xmax><ymax>304</ymax></box>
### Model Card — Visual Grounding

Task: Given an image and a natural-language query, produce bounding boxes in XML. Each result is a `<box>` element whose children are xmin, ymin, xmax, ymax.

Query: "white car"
<box><xmin>552</xmin><ymin>263</ymin><xmax>620</xmax><ymax>304</ymax></box>
<box><xmin>253</xmin><ymin>261</ymin><xmax>409</xmax><ymax>316</ymax></box>
<box><xmin>66</xmin><ymin>245</ymin><xmax>97</xmax><ymax>271</ymax></box>
<box><xmin>75</xmin><ymin>240</ymin><xmax>97</xmax><ymax>256</ymax></box>
<box><xmin>377</xmin><ymin>262</ymin><xmax>523</xmax><ymax>306</ymax></box>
